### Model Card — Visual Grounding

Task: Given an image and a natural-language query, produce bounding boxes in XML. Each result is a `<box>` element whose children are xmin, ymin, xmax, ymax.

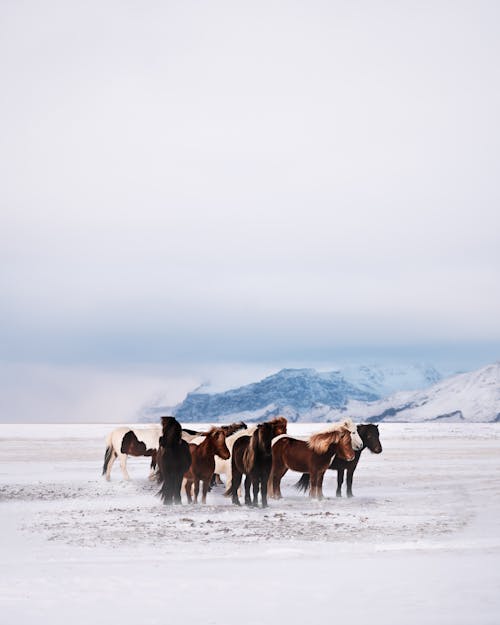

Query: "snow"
<box><xmin>1</xmin><ymin>422</ymin><xmax>499</xmax><ymax>624</ymax></box>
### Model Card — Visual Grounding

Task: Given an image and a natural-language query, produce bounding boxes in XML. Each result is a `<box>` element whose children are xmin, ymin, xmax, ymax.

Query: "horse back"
<box><xmin>120</xmin><ymin>430</ymin><xmax>158</xmax><ymax>457</ymax></box>
<box><xmin>231</xmin><ymin>435</ymin><xmax>250</xmax><ymax>475</ymax></box>
<box><xmin>273</xmin><ymin>437</ymin><xmax>312</xmax><ymax>473</ymax></box>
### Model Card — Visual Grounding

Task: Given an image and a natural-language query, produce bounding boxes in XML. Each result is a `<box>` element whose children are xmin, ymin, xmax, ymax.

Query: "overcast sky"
<box><xmin>1</xmin><ymin>1</ymin><xmax>499</xmax><ymax>421</ymax></box>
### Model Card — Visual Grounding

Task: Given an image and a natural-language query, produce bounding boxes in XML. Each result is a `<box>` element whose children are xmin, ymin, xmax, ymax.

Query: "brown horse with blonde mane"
<box><xmin>269</xmin><ymin>419</ymin><xmax>361</xmax><ymax>500</ymax></box>
<box><xmin>184</xmin><ymin>427</ymin><xmax>230</xmax><ymax>503</ymax></box>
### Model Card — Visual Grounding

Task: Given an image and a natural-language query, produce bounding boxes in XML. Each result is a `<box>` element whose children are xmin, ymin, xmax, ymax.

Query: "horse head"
<box><xmin>270</xmin><ymin>416</ymin><xmax>288</xmax><ymax>437</ymax></box>
<box><xmin>210</xmin><ymin>428</ymin><xmax>230</xmax><ymax>460</ymax></box>
<box><xmin>160</xmin><ymin>416</ymin><xmax>182</xmax><ymax>446</ymax></box>
<box><xmin>359</xmin><ymin>424</ymin><xmax>383</xmax><ymax>454</ymax></box>
<box><xmin>341</xmin><ymin>418</ymin><xmax>363</xmax><ymax>451</ymax></box>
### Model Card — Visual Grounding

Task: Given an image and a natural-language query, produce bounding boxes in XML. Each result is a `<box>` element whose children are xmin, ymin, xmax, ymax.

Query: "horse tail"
<box><xmin>102</xmin><ymin>444</ymin><xmax>114</xmax><ymax>476</ymax></box>
<box><xmin>294</xmin><ymin>473</ymin><xmax>310</xmax><ymax>493</ymax></box>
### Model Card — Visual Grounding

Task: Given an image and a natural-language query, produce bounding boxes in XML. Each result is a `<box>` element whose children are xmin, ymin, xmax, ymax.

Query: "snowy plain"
<box><xmin>0</xmin><ymin>423</ymin><xmax>499</xmax><ymax>625</ymax></box>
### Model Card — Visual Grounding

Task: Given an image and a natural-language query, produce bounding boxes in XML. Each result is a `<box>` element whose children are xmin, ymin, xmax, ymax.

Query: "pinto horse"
<box><xmin>229</xmin><ymin>418</ymin><xmax>287</xmax><ymax>507</ymax></box>
<box><xmin>103</xmin><ymin>425</ymin><xmax>161</xmax><ymax>481</ymax></box>
<box><xmin>269</xmin><ymin>419</ymin><xmax>361</xmax><ymax>500</ymax></box>
<box><xmin>184</xmin><ymin>427</ymin><xmax>230</xmax><ymax>503</ymax></box>
<box><xmin>157</xmin><ymin>417</ymin><xmax>192</xmax><ymax>504</ymax></box>
<box><xmin>294</xmin><ymin>424</ymin><xmax>382</xmax><ymax>497</ymax></box>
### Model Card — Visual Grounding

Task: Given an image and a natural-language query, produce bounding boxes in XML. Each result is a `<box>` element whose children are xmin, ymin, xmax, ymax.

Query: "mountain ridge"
<box><xmin>139</xmin><ymin>362</ymin><xmax>461</xmax><ymax>423</ymax></box>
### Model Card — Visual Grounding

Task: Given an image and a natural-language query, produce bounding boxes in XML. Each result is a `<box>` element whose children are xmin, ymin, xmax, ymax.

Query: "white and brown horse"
<box><xmin>103</xmin><ymin>426</ymin><xmax>161</xmax><ymax>481</ymax></box>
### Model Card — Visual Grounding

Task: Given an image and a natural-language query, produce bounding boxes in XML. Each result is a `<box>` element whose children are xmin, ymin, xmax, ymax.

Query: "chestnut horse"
<box><xmin>184</xmin><ymin>427</ymin><xmax>230</xmax><ymax>503</ymax></box>
<box><xmin>157</xmin><ymin>417</ymin><xmax>192</xmax><ymax>505</ymax></box>
<box><xmin>229</xmin><ymin>418</ymin><xmax>287</xmax><ymax>508</ymax></box>
<box><xmin>294</xmin><ymin>424</ymin><xmax>382</xmax><ymax>497</ymax></box>
<box><xmin>269</xmin><ymin>419</ymin><xmax>360</xmax><ymax>500</ymax></box>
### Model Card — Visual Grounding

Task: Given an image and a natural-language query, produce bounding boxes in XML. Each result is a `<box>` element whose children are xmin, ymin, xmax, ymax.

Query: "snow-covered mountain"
<box><xmin>139</xmin><ymin>363</ymin><xmax>445</xmax><ymax>423</ymax></box>
<box><xmin>335</xmin><ymin>363</ymin><xmax>442</xmax><ymax>397</ymax></box>
<box><xmin>337</xmin><ymin>362</ymin><xmax>500</xmax><ymax>423</ymax></box>
<box><xmin>171</xmin><ymin>368</ymin><xmax>378</xmax><ymax>423</ymax></box>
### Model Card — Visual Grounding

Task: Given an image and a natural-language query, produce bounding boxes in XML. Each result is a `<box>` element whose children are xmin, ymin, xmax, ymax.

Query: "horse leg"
<box><xmin>309</xmin><ymin>471</ymin><xmax>317</xmax><ymax>499</ymax></box>
<box><xmin>270</xmin><ymin>451</ymin><xmax>287</xmax><ymax>499</ymax></box>
<box><xmin>185</xmin><ymin>479</ymin><xmax>193</xmax><ymax>504</ymax></box>
<box><xmin>232</xmin><ymin>468</ymin><xmax>243</xmax><ymax>506</ymax></box>
<box><xmin>346</xmin><ymin>469</ymin><xmax>355</xmax><ymax>497</ymax></box>
<box><xmin>201</xmin><ymin>479</ymin><xmax>210</xmax><ymax>504</ymax></box>
<box><xmin>261</xmin><ymin>473</ymin><xmax>269</xmax><ymax>509</ymax></box>
<box><xmin>317</xmin><ymin>471</ymin><xmax>325</xmax><ymax>501</ymax></box>
<box><xmin>273</xmin><ymin>467</ymin><xmax>288</xmax><ymax>499</ymax></box>
<box><xmin>252</xmin><ymin>476</ymin><xmax>260</xmax><ymax>507</ymax></box>
<box><xmin>193</xmin><ymin>479</ymin><xmax>200</xmax><ymax>504</ymax></box>
<box><xmin>105</xmin><ymin>451</ymin><xmax>117</xmax><ymax>481</ymax></box>
<box><xmin>165</xmin><ymin>474</ymin><xmax>175</xmax><ymax>505</ymax></box>
<box><xmin>118</xmin><ymin>453</ymin><xmax>130</xmax><ymax>480</ymax></box>
<box><xmin>149</xmin><ymin>452</ymin><xmax>157</xmax><ymax>481</ymax></box>
<box><xmin>244</xmin><ymin>475</ymin><xmax>252</xmax><ymax>506</ymax></box>
<box><xmin>272</xmin><ymin>467</ymin><xmax>287</xmax><ymax>500</ymax></box>
<box><xmin>173</xmin><ymin>474</ymin><xmax>183</xmax><ymax>504</ymax></box>
<box><xmin>267</xmin><ymin>471</ymin><xmax>274</xmax><ymax>498</ymax></box>
<box><xmin>336</xmin><ymin>469</ymin><xmax>344</xmax><ymax>497</ymax></box>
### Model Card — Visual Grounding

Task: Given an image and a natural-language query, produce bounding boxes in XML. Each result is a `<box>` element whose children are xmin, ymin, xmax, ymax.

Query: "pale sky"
<box><xmin>1</xmin><ymin>1</ymin><xmax>499</xmax><ymax>421</ymax></box>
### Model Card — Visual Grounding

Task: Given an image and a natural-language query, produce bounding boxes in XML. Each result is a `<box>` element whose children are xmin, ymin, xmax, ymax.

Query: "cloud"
<box><xmin>0</xmin><ymin>1</ymin><xmax>499</xmax><ymax>372</ymax></box>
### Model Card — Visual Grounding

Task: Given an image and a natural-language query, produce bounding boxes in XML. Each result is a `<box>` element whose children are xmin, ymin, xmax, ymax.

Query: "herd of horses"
<box><xmin>103</xmin><ymin>417</ymin><xmax>383</xmax><ymax>507</ymax></box>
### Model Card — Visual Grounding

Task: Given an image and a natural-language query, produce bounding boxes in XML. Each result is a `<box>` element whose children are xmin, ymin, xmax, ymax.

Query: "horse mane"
<box><xmin>160</xmin><ymin>417</ymin><xmax>182</xmax><ymax>447</ymax></box>
<box><xmin>204</xmin><ymin>426</ymin><xmax>227</xmax><ymax>440</ymax></box>
<box><xmin>308</xmin><ymin>421</ymin><xmax>350</xmax><ymax>454</ymax></box>
<box><xmin>243</xmin><ymin>428</ymin><xmax>259</xmax><ymax>473</ymax></box>
<box><xmin>206</xmin><ymin>426</ymin><xmax>220</xmax><ymax>435</ymax></box>
<box><xmin>268</xmin><ymin>416</ymin><xmax>287</xmax><ymax>433</ymax></box>
<box><xmin>221</xmin><ymin>421</ymin><xmax>247</xmax><ymax>437</ymax></box>
<box><xmin>243</xmin><ymin>422</ymin><xmax>273</xmax><ymax>472</ymax></box>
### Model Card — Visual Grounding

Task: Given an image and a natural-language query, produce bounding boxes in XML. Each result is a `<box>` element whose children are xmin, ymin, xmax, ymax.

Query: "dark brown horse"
<box><xmin>157</xmin><ymin>416</ymin><xmax>192</xmax><ymax>505</ymax></box>
<box><xmin>184</xmin><ymin>427</ymin><xmax>230</xmax><ymax>503</ymax></box>
<box><xmin>294</xmin><ymin>424</ymin><xmax>382</xmax><ymax>497</ymax></box>
<box><xmin>269</xmin><ymin>420</ymin><xmax>359</xmax><ymax>500</ymax></box>
<box><xmin>230</xmin><ymin>421</ymin><xmax>275</xmax><ymax>508</ymax></box>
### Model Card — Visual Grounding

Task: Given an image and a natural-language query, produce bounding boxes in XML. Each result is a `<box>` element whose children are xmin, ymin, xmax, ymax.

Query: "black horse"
<box><xmin>158</xmin><ymin>416</ymin><xmax>192</xmax><ymax>505</ymax></box>
<box><xmin>295</xmin><ymin>424</ymin><xmax>382</xmax><ymax>497</ymax></box>
<box><xmin>229</xmin><ymin>421</ymin><xmax>274</xmax><ymax>508</ymax></box>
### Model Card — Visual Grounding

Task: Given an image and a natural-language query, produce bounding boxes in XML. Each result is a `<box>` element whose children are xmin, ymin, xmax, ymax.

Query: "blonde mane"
<box><xmin>307</xmin><ymin>419</ymin><xmax>354</xmax><ymax>455</ymax></box>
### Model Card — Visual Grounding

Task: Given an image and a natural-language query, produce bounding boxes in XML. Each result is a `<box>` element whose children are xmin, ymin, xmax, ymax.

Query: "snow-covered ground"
<box><xmin>0</xmin><ymin>423</ymin><xmax>499</xmax><ymax>624</ymax></box>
